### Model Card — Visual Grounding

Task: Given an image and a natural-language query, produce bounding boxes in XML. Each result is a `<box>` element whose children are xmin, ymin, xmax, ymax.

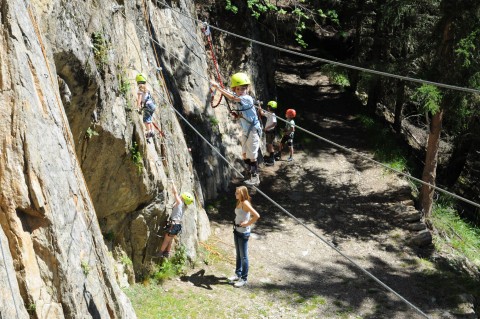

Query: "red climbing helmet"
<box><xmin>286</xmin><ymin>109</ymin><xmax>296</xmax><ymax>118</ymax></box>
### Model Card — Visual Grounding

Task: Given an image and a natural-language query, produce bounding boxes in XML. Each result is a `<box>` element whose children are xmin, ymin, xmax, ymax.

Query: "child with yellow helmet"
<box><xmin>211</xmin><ymin>73</ymin><xmax>262</xmax><ymax>186</ymax></box>
<box><xmin>157</xmin><ymin>181</ymin><xmax>194</xmax><ymax>258</ymax></box>
<box><xmin>136</xmin><ymin>73</ymin><xmax>157</xmax><ymax>143</ymax></box>
<box><xmin>259</xmin><ymin>100</ymin><xmax>278</xmax><ymax>166</ymax></box>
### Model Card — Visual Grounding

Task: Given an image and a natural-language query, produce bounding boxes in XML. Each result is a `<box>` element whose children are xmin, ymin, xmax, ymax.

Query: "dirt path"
<box><xmin>157</xmin><ymin>58</ymin><xmax>463</xmax><ymax>319</ymax></box>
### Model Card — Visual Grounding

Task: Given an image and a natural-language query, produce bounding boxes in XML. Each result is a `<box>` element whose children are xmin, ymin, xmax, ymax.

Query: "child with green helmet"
<box><xmin>259</xmin><ymin>100</ymin><xmax>278</xmax><ymax>166</ymax></box>
<box><xmin>136</xmin><ymin>73</ymin><xmax>157</xmax><ymax>143</ymax></box>
<box><xmin>211</xmin><ymin>73</ymin><xmax>262</xmax><ymax>186</ymax></box>
<box><xmin>157</xmin><ymin>181</ymin><xmax>194</xmax><ymax>258</ymax></box>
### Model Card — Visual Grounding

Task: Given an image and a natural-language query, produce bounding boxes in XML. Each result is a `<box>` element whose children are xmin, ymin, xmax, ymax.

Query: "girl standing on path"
<box><xmin>229</xmin><ymin>186</ymin><xmax>260</xmax><ymax>288</ymax></box>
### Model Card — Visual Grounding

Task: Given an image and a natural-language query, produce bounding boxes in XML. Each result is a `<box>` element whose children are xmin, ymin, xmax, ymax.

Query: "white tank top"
<box><xmin>235</xmin><ymin>206</ymin><xmax>251</xmax><ymax>233</ymax></box>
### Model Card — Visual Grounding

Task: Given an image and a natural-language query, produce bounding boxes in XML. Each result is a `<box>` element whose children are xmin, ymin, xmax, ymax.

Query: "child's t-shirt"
<box><xmin>236</xmin><ymin>95</ymin><xmax>261</xmax><ymax>135</ymax></box>
<box><xmin>264</xmin><ymin>112</ymin><xmax>277</xmax><ymax>131</ymax></box>
<box><xmin>170</xmin><ymin>201</ymin><xmax>185</xmax><ymax>222</ymax></box>
<box><xmin>284</xmin><ymin>119</ymin><xmax>295</xmax><ymax>137</ymax></box>
<box><xmin>138</xmin><ymin>90</ymin><xmax>155</xmax><ymax>107</ymax></box>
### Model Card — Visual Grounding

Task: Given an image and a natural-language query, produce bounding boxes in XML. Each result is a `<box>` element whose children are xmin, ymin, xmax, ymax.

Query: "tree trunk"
<box><xmin>420</xmin><ymin>109</ymin><xmax>444</xmax><ymax>218</ymax></box>
<box><xmin>366</xmin><ymin>77</ymin><xmax>381</xmax><ymax>114</ymax></box>
<box><xmin>393</xmin><ymin>81</ymin><xmax>405</xmax><ymax>134</ymax></box>
<box><xmin>346</xmin><ymin>0</ymin><xmax>365</xmax><ymax>94</ymax></box>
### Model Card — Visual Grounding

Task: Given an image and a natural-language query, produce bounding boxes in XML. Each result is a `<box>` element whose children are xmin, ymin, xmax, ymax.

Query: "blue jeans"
<box><xmin>233</xmin><ymin>230</ymin><xmax>250</xmax><ymax>280</ymax></box>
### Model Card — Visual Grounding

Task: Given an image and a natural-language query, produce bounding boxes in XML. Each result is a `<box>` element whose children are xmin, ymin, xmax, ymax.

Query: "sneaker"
<box><xmin>244</xmin><ymin>174</ymin><xmax>260</xmax><ymax>186</ymax></box>
<box><xmin>228</xmin><ymin>275</ymin><xmax>240</xmax><ymax>282</ymax></box>
<box><xmin>265</xmin><ymin>160</ymin><xmax>274</xmax><ymax>166</ymax></box>
<box><xmin>154</xmin><ymin>251</ymin><xmax>164</xmax><ymax>258</ymax></box>
<box><xmin>234</xmin><ymin>279</ymin><xmax>247</xmax><ymax>288</ymax></box>
<box><xmin>287</xmin><ymin>157</ymin><xmax>293</xmax><ymax>162</ymax></box>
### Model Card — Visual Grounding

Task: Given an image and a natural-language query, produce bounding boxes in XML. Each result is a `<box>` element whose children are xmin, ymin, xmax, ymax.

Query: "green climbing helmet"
<box><xmin>136</xmin><ymin>73</ymin><xmax>147</xmax><ymax>84</ymax></box>
<box><xmin>230</xmin><ymin>72</ymin><xmax>251</xmax><ymax>88</ymax></box>
<box><xmin>181</xmin><ymin>192</ymin><xmax>194</xmax><ymax>205</ymax></box>
<box><xmin>267</xmin><ymin>101</ymin><xmax>277</xmax><ymax>109</ymax></box>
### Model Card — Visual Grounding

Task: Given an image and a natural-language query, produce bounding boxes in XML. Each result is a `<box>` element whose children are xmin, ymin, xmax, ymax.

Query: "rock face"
<box><xmin>0</xmin><ymin>0</ymin><xmax>261</xmax><ymax>317</ymax></box>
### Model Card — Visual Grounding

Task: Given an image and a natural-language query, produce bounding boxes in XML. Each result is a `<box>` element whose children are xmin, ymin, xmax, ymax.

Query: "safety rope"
<box><xmin>158</xmin><ymin>0</ymin><xmax>480</xmax><ymax>96</ymax></box>
<box><xmin>134</xmin><ymin>6</ymin><xmax>480</xmax><ymax>211</ymax></box>
<box><xmin>201</xmin><ymin>23</ymin><xmax>225</xmax><ymax>108</ymax></box>
<box><xmin>162</xmin><ymin>90</ymin><xmax>431</xmax><ymax>319</ymax></box>
<box><xmin>123</xmin><ymin>5</ymin><xmax>433</xmax><ymax>317</ymax></box>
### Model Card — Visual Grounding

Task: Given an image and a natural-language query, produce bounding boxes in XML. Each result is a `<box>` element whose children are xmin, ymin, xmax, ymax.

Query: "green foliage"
<box><xmin>412</xmin><ymin>84</ymin><xmax>442</xmax><ymax>114</ymax></box>
<box><xmin>81</xmin><ymin>260</ymin><xmax>91</xmax><ymax>276</ymax></box>
<box><xmin>468</xmin><ymin>72</ymin><xmax>480</xmax><ymax>89</ymax></box>
<box><xmin>209</xmin><ymin>116</ymin><xmax>219</xmax><ymax>126</ymax></box>
<box><xmin>27</xmin><ymin>303</ymin><xmax>36</xmax><ymax>314</ymax></box>
<box><xmin>318</xmin><ymin>9</ymin><xmax>339</xmax><ymax>25</ymax></box>
<box><xmin>225</xmin><ymin>0</ymin><xmax>238</xmax><ymax>14</ymax></box>
<box><xmin>356</xmin><ymin>114</ymin><xmax>410</xmax><ymax>173</ymax></box>
<box><xmin>121</xmin><ymin>254</ymin><xmax>133</xmax><ymax>266</ymax></box>
<box><xmin>223</xmin><ymin>0</ymin><xmax>338</xmax><ymax>48</ymax></box>
<box><xmin>321</xmin><ymin>64</ymin><xmax>350</xmax><ymax>87</ymax></box>
<box><xmin>86</xmin><ymin>126</ymin><xmax>99</xmax><ymax>139</ymax></box>
<box><xmin>152</xmin><ymin>246</ymin><xmax>188</xmax><ymax>283</ymax></box>
<box><xmin>118</xmin><ymin>70</ymin><xmax>131</xmax><ymax>97</ymax></box>
<box><xmin>91</xmin><ymin>32</ymin><xmax>109</xmax><ymax>69</ymax></box>
<box><xmin>129</xmin><ymin>142</ymin><xmax>144</xmax><ymax>174</ymax></box>
<box><xmin>455</xmin><ymin>29</ymin><xmax>480</xmax><ymax>68</ymax></box>
<box><xmin>431</xmin><ymin>200</ymin><xmax>480</xmax><ymax>268</ymax></box>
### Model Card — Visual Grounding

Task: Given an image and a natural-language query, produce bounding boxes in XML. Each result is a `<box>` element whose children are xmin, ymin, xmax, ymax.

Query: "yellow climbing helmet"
<box><xmin>136</xmin><ymin>73</ymin><xmax>147</xmax><ymax>84</ymax></box>
<box><xmin>180</xmin><ymin>192</ymin><xmax>194</xmax><ymax>205</ymax></box>
<box><xmin>230</xmin><ymin>72</ymin><xmax>251</xmax><ymax>88</ymax></box>
<box><xmin>267</xmin><ymin>101</ymin><xmax>277</xmax><ymax>109</ymax></box>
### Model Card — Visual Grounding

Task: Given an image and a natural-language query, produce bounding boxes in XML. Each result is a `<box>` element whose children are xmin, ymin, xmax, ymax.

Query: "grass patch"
<box><xmin>355</xmin><ymin>114</ymin><xmax>410</xmax><ymax>173</ymax></box>
<box><xmin>152</xmin><ymin>246</ymin><xmax>188</xmax><ymax>283</ymax></box>
<box><xmin>430</xmin><ymin>201</ymin><xmax>480</xmax><ymax>268</ymax></box>
<box><xmin>129</xmin><ymin>142</ymin><xmax>143</xmax><ymax>174</ymax></box>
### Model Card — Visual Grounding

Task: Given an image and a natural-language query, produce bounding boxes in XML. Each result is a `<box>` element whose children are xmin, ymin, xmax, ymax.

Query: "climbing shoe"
<box><xmin>287</xmin><ymin>157</ymin><xmax>293</xmax><ymax>162</ymax></box>
<box><xmin>265</xmin><ymin>156</ymin><xmax>275</xmax><ymax>166</ymax></box>
<box><xmin>244</xmin><ymin>174</ymin><xmax>260</xmax><ymax>186</ymax></box>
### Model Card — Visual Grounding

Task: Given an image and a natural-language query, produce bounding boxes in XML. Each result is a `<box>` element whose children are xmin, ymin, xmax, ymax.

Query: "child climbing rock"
<box><xmin>157</xmin><ymin>181</ymin><xmax>194</xmax><ymax>258</ymax></box>
<box><xmin>211</xmin><ymin>72</ymin><xmax>262</xmax><ymax>186</ymax></box>
<box><xmin>136</xmin><ymin>73</ymin><xmax>157</xmax><ymax>143</ymax></box>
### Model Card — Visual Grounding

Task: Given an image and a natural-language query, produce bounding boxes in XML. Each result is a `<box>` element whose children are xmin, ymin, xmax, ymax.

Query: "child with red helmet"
<box><xmin>275</xmin><ymin>109</ymin><xmax>296</xmax><ymax>162</ymax></box>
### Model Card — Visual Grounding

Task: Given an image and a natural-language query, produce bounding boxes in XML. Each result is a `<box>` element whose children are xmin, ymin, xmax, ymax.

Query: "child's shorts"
<box><xmin>143</xmin><ymin>103</ymin><xmax>156</xmax><ymax>123</ymax></box>
<box><xmin>280</xmin><ymin>134</ymin><xmax>294</xmax><ymax>146</ymax></box>
<box><xmin>265</xmin><ymin>130</ymin><xmax>276</xmax><ymax>144</ymax></box>
<box><xmin>167</xmin><ymin>224</ymin><xmax>182</xmax><ymax>236</ymax></box>
<box><xmin>241</xmin><ymin>131</ymin><xmax>260</xmax><ymax>161</ymax></box>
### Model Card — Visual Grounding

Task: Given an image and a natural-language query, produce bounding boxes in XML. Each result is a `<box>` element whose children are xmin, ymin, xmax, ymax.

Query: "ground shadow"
<box><xmin>180</xmin><ymin>269</ymin><xmax>230</xmax><ymax>290</ymax></box>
